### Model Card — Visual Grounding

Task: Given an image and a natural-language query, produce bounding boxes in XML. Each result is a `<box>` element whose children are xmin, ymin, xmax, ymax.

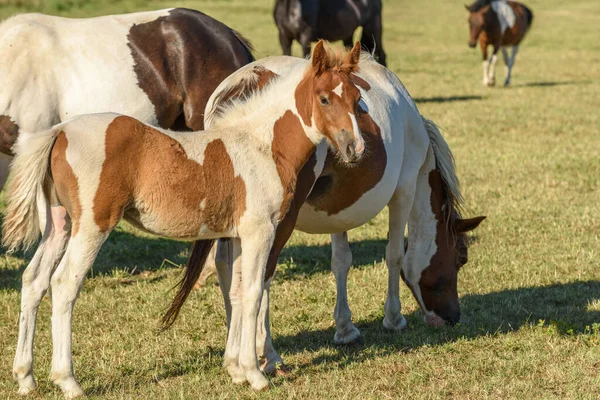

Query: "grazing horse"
<box><xmin>465</xmin><ymin>0</ymin><xmax>533</xmax><ymax>86</ymax></box>
<box><xmin>193</xmin><ymin>55</ymin><xmax>485</xmax><ymax>371</ymax></box>
<box><xmin>3</xmin><ymin>41</ymin><xmax>366</xmax><ymax>396</ymax></box>
<box><xmin>0</xmin><ymin>8</ymin><xmax>254</xmax><ymax>190</ymax></box>
<box><xmin>273</xmin><ymin>0</ymin><xmax>387</xmax><ymax>66</ymax></box>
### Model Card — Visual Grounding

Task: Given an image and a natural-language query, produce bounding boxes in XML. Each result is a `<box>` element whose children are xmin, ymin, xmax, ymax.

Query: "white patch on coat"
<box><xmin>491</xmin><ymin>1</ymin><xmax>516</xmax><ymax>34</ymax></box>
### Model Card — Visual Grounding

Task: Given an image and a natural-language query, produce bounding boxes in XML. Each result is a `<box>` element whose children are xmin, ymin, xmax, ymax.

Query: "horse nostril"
<box><xmin>346</xmin><ymin>144</ymin><xmax>355</xmax><ymax>159</ymax></box>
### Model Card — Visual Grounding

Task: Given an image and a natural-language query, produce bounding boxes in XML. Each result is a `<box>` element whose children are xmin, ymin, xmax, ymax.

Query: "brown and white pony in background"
<box><xmin>3</xmin><ymin>42</ymin><xmax>366</xmax><ymax>396</ymax></box>
<box><xmin>465</xmin><ymin>0</ymin><xmax>533</xmax><ymax>86</ymax></box>
<box><xmin>0</xmin><ymin>8</ymin><xmax>254</xmax><ymax>189</ymax></box>
<box><xmin>273</xmin><ymin>0</ymin><xmax>387</xmax><ymax>66</ymax></box>
<box><xmin>195</xmin><ymin>55</ymin><xmax>485</xmax><ymax>372</ymax></box>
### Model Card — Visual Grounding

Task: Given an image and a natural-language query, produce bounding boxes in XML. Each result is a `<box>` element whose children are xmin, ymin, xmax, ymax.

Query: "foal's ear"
<box><xmin>312</xmin><ymin>40</ymin><xmax>328</xmax><ymax>75</ymax></box>
<box><xmin>341</xmin><ymin>42</ymin><xmax>361</xmax><ymax>73</ymax></box>
<box><xmin>455</xmin><ymin>216</ymin><xmax>486</xmax><ymax>233</ymax></box>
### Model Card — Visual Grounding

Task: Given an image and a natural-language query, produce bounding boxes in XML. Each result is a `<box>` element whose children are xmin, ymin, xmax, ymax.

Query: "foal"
<box><xmin>4</xmin><ymin>41</ymin><xmax>365</xmax><ymax>397</ymax></box>
<box><xmin>466</xmin><ymin>0</ymin><xmax>533</xmax><ymax>86</ymax></box>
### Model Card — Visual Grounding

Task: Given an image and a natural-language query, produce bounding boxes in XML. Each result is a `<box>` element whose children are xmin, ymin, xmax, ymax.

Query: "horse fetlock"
<box><xmin>14</xmin><ymin>368</ymin><xmax>36</xmax><ymax>395</ymax></box>
<box><xmin>51</xmin><ymin>375</ymin><xmax>83</xmax><ymax>399</ymax></box>
<box><xmin>224</xmin><ymin>359</ymin><xmax>245</xmax><ymax>384</ymax></box>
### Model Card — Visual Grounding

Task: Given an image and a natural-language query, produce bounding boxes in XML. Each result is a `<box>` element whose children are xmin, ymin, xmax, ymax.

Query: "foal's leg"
<box><xmin>194</xmin><ymin>241</ymin><xmax>219</xmax><ymax>288</ymax></box>
<box><xmin>383</xmin><ymin>187</ymin><xmax>413</xmax><ymax>332</ymax></box>
<box><xmin>256</xmin><ymin>277</ymin><xmax>285</xmax><ymax>375</ymax></box>
<box><xmin>504</xmin><ymin>45</ymin><xmax>519</xmax><ymax>86</ymax></box>
<box><xmin>223</xmin><ymin>238</ymin><xmax>245</xmax><ymax>383</ymax></box>
<box><xmin>330</xmin><ymin>232</ymin><xmax>361</xmax><ymax>344</ymax></box>
<box><xmin>487</xmin><ymin>46</ymin><xmax>500</xmax><ymax>87</ymax></box>
<box><xmin>13</xmin><ymin>206</ymin><xmax>70</xmax><ymax>395</ymax></box>
<box><xmin>237</xmin><ymin>226</ymin><xmax>274</xmax><ymax>390</ymax></box>
<box><xmin>49</xmin><ymin>229</ymin><xmax>108</xmax><ymax>399</ymax></box>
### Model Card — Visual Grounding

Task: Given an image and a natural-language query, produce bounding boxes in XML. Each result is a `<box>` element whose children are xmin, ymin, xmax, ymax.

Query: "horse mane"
<box><xmin>422</xmin><ymin>118</ymin><xmax>465</xmax><ymax>241</ymax></box>
<box><xmin>466</xmin><ymin>0</ymin><xmax>497</xmax><ymax>12</ymax></box>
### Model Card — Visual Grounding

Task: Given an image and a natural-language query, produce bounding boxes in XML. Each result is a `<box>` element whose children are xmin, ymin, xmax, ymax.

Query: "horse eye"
<box><xmin>319</xmin><ymin>96</ymin><xmax>329</xmax><ymax>106</ymax></box>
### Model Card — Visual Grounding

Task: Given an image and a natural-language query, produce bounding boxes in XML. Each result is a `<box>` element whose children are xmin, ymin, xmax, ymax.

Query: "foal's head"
<box><xmin>296</xmin><ymin>41</ymin><xmax>365</xmax><ymax>164</ymax></box>
<box><xmin>465</xmin><ymin>1</ymin><xmax>492</xmax><ymax>48</ymax></box>
<box><xmin>402</xmin><ymin>169</ymin><xmax>486</xmax><ymax>326</ymax></box>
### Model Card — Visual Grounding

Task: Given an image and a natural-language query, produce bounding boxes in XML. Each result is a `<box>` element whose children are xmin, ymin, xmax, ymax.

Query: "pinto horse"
<box><xmin>465</xmin><ymin>0</ymin><xmax>533</xmax><ymax>86</ymax></box>
<box><xmin>3</xmin><ymin>41</ymin><xmax>366</xmax><ymax>396</ymax></box>
<box><xmin>192</xmin><ymin>55</ymin><xmax>486</xmax><ymax>371</ymax></box>
<box><xmin>274</xmin><ymin>0</ymin><xmax>387</xmax><ymax>66</ymax></box>
<box><xmin>0</xmin><ymin>8</ymin><xmax>254</xmax><ymax>190</ymax></box>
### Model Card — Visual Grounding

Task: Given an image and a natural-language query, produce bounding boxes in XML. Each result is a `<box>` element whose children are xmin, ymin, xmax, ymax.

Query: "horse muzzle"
<box><xmin>338</xmin><ymin>129</ymin><xmax>365</xmax><ymax>164</ymax></box>
<box><xmin>468</xmin><ymin>41</ymin><xmax>477</xmax><ymax>48</ymax></box>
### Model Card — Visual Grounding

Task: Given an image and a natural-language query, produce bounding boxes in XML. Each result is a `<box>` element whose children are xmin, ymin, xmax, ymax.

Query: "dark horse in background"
<box><xmin>465</xmin><ymin>0</ymin><xmax>533</xmax><ymax>86</ymax></box>
<box><xmin>273</xmin><ymin>0</ymin><xmax>386</xmax><ymax>66</ymax></box>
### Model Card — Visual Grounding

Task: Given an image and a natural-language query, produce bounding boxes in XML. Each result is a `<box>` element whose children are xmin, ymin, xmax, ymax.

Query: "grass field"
<box><xmin>1</xmin><ymin>0</ymin><xmax>599</xmax><ymax>398</ymax></box>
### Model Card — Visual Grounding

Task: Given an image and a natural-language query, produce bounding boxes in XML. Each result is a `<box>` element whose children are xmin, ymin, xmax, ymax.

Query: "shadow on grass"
<box><xmin>520</xmin><ymin>80</ymin><xmax>591</xmax><ymax>88</ymax></box>
<box><xmin>272</xmin><ymin>280</ymin><xmax>600</xmax><ymax>371</ymax></box>
<box><xmin>414</xmin><ymin>95</ymin><xmax>484</xmax><ymax>103</ymax></box>
<box><xmin>0</xmin><ymin>227</ymin><xmax>190</xmax><ymax>291</ymax></box>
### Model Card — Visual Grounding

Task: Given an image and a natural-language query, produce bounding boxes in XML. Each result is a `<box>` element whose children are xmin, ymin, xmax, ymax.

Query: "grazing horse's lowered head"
<box><xmin>401</xmin><ymin>120</ymin><xmax>485</xmax><ymax>326</ymax></box>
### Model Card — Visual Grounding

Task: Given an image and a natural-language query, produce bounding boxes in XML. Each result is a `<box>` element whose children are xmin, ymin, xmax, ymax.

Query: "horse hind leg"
<box><xmin>330</xmin><ymin>232</ymin><xmax>362</xmax><ymax>345</ymax></box>
<box><xmin>49</xmin><ymin>227</ymin><xmax>110</xmax><ymax>399</ymax></box>
<box><xmin>278</xmin><ymin>31</ymin><xmax>293</xmax><ymax>56</ymax></box>
<box><xmin>13</xmin><ymin>205</ymin><xmax>70</xmax><ymax>395</ymax></box>
<box><xmin>504</xmin><ymin>45</ymin><xmax>519</xmax><ymax>86</ymax></box>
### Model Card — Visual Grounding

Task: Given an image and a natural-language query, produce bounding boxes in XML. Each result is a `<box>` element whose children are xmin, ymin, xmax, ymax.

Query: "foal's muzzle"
<box><xmin>338</xmin><ymin>129</ymin><xmax>365</xmax><ymax>164</ymax></box>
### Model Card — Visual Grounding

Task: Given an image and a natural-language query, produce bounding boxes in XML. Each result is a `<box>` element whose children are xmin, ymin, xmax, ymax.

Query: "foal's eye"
<box><xmin>319</xmin><ymin>96</ymin><xmax>330</xmax><ymax>106</ymax></box>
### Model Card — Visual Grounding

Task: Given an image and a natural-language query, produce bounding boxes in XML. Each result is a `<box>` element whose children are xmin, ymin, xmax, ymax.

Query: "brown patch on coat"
<box><xmin>306</xmin><ymin>109</ymin><xmax>386</xmax><ymax>214</ymax></box>
<box><xmin>50</xmin><ymin>132</ymin><xmax>82</xmax><ymax>236</ymax></box>
<box><xmin>350</xmin><ymin>73</ymin><xmax>371</xmax><ymax>91</ymax></box>
<box><xmin>128</xmin><ymin>8</ymin><xmax>254</xmax><ymax>130</ymax></box>
<box><xmin>91</xmin><ymin>116</ymin><xmax>246</xmax><ymax>237</ymax></box>
<box><xmin>272</xmin><ymin>110</ymin><xmax>317</xmax><ymax>220</ymax></box>
<box><xmin>264</xmin><ymin>151</ymin><xmax>317</xmax><ymax>281</ymax></box>
<box><xmin>209</xmin><ymin>66</ymin><xmax>279</xmax><ymax>122</ymax></box>
<box><xmin>0</xmin><ymin>115</ymin><xmax>19</xmax><ymax>156</ymax></box>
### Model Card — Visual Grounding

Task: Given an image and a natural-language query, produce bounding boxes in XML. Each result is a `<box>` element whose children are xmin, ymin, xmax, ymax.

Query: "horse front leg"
<box><xmin>487</xmin><ymin>45</ymin><xmax>500</xmax><ymax>87</ymax></box>
<box><xmin>237</xmin><ymin>224</ymin><xmax>275</xmax><ymax>390</ymax></box>
<box><xmin>480</xmin><ymin>40</ymin><xmax>490</xmax><ymax>86</ymax></box>
<box><xmin>330</xmin><ymin>232</ymin><xmax>361</xmax><ymax>344</ymax></box>
<box><xmin>383</xmin><ymin>186</ymin><xmax>413</xmax><ymax>332</ymax></box>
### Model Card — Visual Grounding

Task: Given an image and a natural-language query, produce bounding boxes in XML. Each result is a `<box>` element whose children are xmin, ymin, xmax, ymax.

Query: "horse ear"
<box><xmin>346</xmin><ymin>42</ymin><xmax>362</xmax><ymax>69</ymax></box>
<box><xmin>455</xmin><ymin>216</ymin><xmax>486</xmax><ymax>233</ymax></box>
<box><xmin>464</xmin><ymin>4</ymin><xmax>472</xmax><ymax>11</ymax></box>
<box><xmin>312</xmin><ymin>40</ymin><xmax>328</xmax><ymax>75</ymax></box>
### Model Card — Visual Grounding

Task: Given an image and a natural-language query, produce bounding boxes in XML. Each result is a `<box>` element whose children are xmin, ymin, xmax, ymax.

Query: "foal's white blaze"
<box><xmin>349</xmin><ymin>112</ymin><xmax>365</xmax><ymax>155</ymax></box>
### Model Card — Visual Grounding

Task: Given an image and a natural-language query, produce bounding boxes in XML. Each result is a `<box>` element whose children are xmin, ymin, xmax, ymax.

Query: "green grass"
<box><xmin>1</xmin><ymin>0</ymin><xmax>600</xmax><ymax>398</ymax></box>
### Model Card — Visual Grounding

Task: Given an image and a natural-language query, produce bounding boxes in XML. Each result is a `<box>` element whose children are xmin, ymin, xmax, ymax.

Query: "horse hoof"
<box><xmin>333</xmin><ymin>325</ymin><xmax>361</xmax><ymax>345</ymax></box>
<box><xmin>246</xmin><ymin>370</ymin><xmax>269</xmax><ymax>391</ymax></box>
<box><xmin>383</xmin><ymin>315</ymin><xmax>408</xmax><ymax>332</ymax></box>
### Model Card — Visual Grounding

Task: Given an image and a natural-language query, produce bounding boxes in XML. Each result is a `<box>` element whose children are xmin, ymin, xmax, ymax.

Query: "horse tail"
<box><xmin>231</xmin><ymin>29</ymin><xmax>255</xmax><ymax>61</ymax></box>
<box><xmin>162</xmin><ymin>239</ymin><xmax>217</xmax><ymax>329</ymax></box>
<box><xmin>421</xmin><ymin>117</ymin><xmax>464</xmax><ymax>211</ymax></box>
<box><xmin>2</xmin><ymin>126</ymin><xmax>61</xmax><ymax>252</ymax></box>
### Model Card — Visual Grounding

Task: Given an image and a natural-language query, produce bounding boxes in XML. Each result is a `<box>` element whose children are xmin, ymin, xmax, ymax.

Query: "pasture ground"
<box><xmin>1</xmin><ymin>0</ymin><xmax>599</xmax><ymax>398</ymax></box>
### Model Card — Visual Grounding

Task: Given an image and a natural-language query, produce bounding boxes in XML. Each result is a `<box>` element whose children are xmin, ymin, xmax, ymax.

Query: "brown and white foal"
<box><xmin>466</xmin><ymin>0</ymin><xmax>533</xmax><ymax>86</ymax></box>
<box><xmin>3</xmin><ymin>41</ymin><xmax>365</xmax><ymax>396</ymax></box>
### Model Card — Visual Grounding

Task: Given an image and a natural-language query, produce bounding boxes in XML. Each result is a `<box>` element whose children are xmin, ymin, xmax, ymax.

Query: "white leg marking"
<box><xmin>488</xmin><ymin>54</ymin><xmax>498</xmax><ymax>86</ymax></box>
<box><xmin>256</xmin><ymin>279</ymin><xmax>284</xmax><ymax>374</ymax></box>
<box><xmin>14</xmin><ymin>206</ymin><xmax>69</xmax><ymax>396</ymax></box>
<box><xmin>223</xmin><ymin>239</ymin><xmax>245</xmax><ymax>384</ymax></box>
<box><xmin>330</xmin><ymin>232</ymin><xmax>361</xmax><ymax>344</ymax></box>
<box><xmin>50</xmin><ymin>229</ymin><xmax>107</xmax><ymax>399</ymax></box>
<box><xmin>482</xmin><ymin>60</ymin><xmax>490</xmax><ymax>86</ymax></box>
<box><xmin>383</xmin><ymin>188</ymin><xmax>412</xmax><ymax>332</ymax></box>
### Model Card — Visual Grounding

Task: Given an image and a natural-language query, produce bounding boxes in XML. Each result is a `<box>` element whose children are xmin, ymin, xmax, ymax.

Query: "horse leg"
<box><xmin>343</xmin><ymin>36</ymin><xmax>354</xmax><ymax>49</ymax></box>
<box><xmin>330</xmin><ymin>232</ymin><xmax>361</xmax><ymax>344</ymax></box>
<box><xmin>480</xmin><ymin>41</ymin><xmax>490</xmax><ymax>86</ymax></box>
<box><xmin>299</xmin><ymin>30</ymin><xmax>312</xmax><ymax>58</ymax></box>
<box><xmin>223</xmin><ymin>238</ymin><xmax>245</xmax><ymax>383</ymax></box>
<box><xmin>383</xmin><ymin>186</ymin><xmax>414</xmax><ymax>332</ymax></box>
<box><xmin>50</xmin><ymin>229</ymin><xmax>109</xmax><ymax>399</ymax></box>
<box><xmin>256</xmin><ymin>278</ymin><xmax>286</xmax><ymax>376</ymax></box>
<box><xmin>278</xmin><ymin>31</ymin><xmax>292</xmax><ymax>56</ymax></box>
<box><xmin>13</xmin><ymin>206</ymin><xmax>70</xmax><ymax>395</ymax></box>
<box><xmin>487</xmin><ymin>46</ymin><xmax>500</xmax><ymax>87</ymax></box>
<box><xmin>237</xmin><ymin>225</ymin><xmax>274</xmax><ymax>390</ymax></box>
<box><xmin>362</xmin><ymin>13</ymin><xmax>387</xmax><ymax>66</ymax></box>
<box><xmin>504</xmin><ymin>45</ymin><xmax>519</xmax><ymax>86</ymax></box>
